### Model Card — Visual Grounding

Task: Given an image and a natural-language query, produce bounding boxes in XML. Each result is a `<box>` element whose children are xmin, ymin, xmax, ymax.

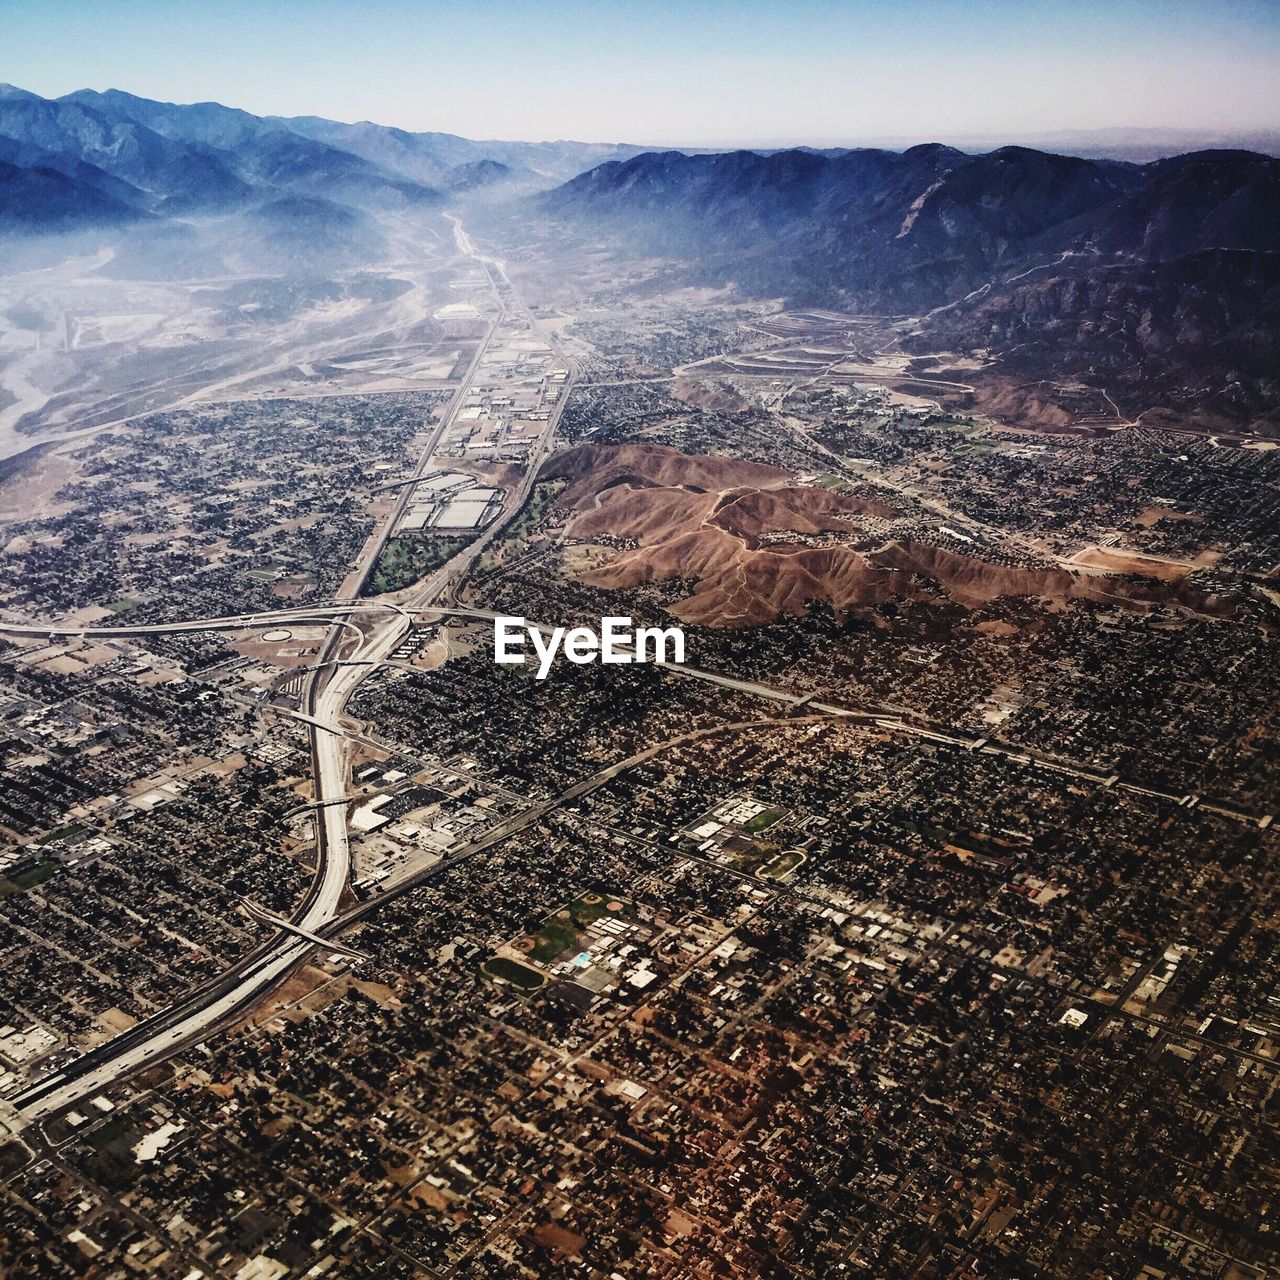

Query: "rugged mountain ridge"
<box><xmin>540</xmin><ymin>144</ymin><xmax>1278</xmax><ymax>304</ymax></box>
<box><xmin>0</xmin><ymin>157</ymin><xmax>142</xmax><ymax>233</ymax></box>
<box><xmin>539</xmin><ymin>145</ymin><xmax>1280</xmax><ymax>423</ymax></box>
<box><xmin>3</xmin><ymin>85</ymin><xmax>1276</xmax><ymax>420</ymax></box>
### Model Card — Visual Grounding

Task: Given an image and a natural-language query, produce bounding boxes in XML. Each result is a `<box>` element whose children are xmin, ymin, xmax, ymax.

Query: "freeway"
<box><xmin>5</xmin><ymin>591</ymin><xmax>1270</xmax><ymax>1120</ymax></box>
<box><xmin>9</xmin><ymin>933</ymin><xmax>319</xmax><ymax>1119</ymax></box>
<box><xmin>5</xmin><ymin>215</ymin><xmax>587</xmax><ymax>1127</ymax></box>
<box><xmin>323</xmin><ymin>714</ymin><xmax>840</xmax><ymax>938</ymax></box>
<box><xmin>5</xmin><ymin>594</ymin><xmax>426</xmax><ymax>1120</ymax></box>
<box><xmin>0</xmin><ymin>602</ymin><xmax>380</xmax><ymax>640</ymax></box>
<box><xmin>238</xmin><ymin>901</ymin><xmax>371</xmax><ymax>963</ymax></box>
<box><xmin>8</xmin><ymin>710</ymin><xmax>825</xmax><ymax>1122</ymax></box>
<box><xmin>2</xmin><ymin>602</ymin><xmax>1271</xmax><ymax>831</ymax></box>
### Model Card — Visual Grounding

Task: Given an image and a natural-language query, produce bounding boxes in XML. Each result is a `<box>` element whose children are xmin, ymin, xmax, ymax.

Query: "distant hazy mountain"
<box><xmin>545</xmin><ymin>146</ymin><xmax>1138</xmax><ymax>301</ymax></box>
<box><xmin>919</xmin><ymin>126</ymin><xmax>1280</xmax><ymax>165</ymax></box>
<box><xmin>0</xmin><ymin>85</ymin><xmax>436</xmax><ymax>220</ymax></box>
<box><xmin>543</xmin><ymin>142</ymin><xmax>1280</xmax><ymax>287</ymax></box>
<box><xmin>915</xmin><ymin>149</ymin><xmax>1280</xmax><ymax>420</ymax></box>
<box><xmin>0</xmin><ymin>84</ymin><xmax>652</xmax><ymax>242</ymax></box>
<box><xmin>0</xmin><ymin>84</ymin><xmax>252</xmax><ymax>215</ymax></box>
<box><xmin>277</xmin><ymin>114</ymin><xmax>651</xmax><ymax>187</ymax></box>
<box><xmin>442</xmin><ymin>158</ymin><xmax>518</xmax><ymax>193</ymax></box>
<box><xmin>2</xmin><ymin>85</ymin><xmax>1274</xmax><ymax>418</ymax></box>
<box><xmin>0</xmin><ymin>131</ymin><xmax>150</xmax><ymax>217</ymax></box>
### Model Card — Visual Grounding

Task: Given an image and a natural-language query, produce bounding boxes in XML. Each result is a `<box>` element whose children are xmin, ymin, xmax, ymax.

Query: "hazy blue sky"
<box><xmin>4</xmin><ymin>0</ymin><xmax>1279</xmax><ymax>144</ymax></box>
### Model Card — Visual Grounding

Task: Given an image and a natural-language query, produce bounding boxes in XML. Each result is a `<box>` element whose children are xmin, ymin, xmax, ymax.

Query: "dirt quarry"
<box><xmin>538</xmin><ymin>443</ymin><xmax>1237</xmax><ymax>627</ymax></box>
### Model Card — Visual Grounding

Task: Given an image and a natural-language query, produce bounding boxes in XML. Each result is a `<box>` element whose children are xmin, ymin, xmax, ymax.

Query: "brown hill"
<box><xmin>713</xmin><ymin>485</ymin><xmax>892</xmax><ymax>536</ymax></box>
<box><xmin>540</xmin><ymin>443</ymin><xmax>789</xmax><ymax>506</ymax></box>
<box><xmin>878</xmin><ymin>541</ymin><xmax>1233</xmax><ymax>617</ymax></box>
<box><xmin>541</xmin><ymin>443</ymin><xmax>1231</xmax><ymax>626</ymax></box>
<box><xmin>593</xmin><ymin>537</ymin><xmax>906</xmax><ymax>627</ymax></box>
<box><xmin>570</xmin><ymin>484</ymin><xmax>719</xmax><ymax>546</ymax></box>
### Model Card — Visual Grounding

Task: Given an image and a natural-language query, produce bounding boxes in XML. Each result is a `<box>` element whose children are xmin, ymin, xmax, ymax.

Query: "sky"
<box><xmin>3</xmin><ymin>0</ymin><xmax>1280</xmax><ymax>146</ymax></box>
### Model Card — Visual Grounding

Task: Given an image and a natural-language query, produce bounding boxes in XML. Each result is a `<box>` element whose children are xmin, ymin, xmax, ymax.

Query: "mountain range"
<box><xmin>538</xmin><ymin>145</ymin><xmax>1280</xmax><ymax>421</ymax></box>
<box><xmin>0</xmin><ymin>84</ymin><xmax>650</xmax><ymax>244</ymax></box>
<box><xmin>539</xmin><ymin>144</ymin><xmax>1279</xmax><ymax>304</ymax></box>
<box><xmin>1</xmin><ymin>85</ymin><xmax>1277</xmax><ymax>422</ymax></box>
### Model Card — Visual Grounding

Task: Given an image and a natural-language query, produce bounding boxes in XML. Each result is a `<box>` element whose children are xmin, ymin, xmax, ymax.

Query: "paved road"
<box><xmin>304</xmin><ymin>713</ymin><xmax>843</xmax><ymax>947</ymax></box>
<box><xmin>5</xmin><ymin>216</ymin><xmax>587</xmax><ymax>1126</ymax></box>
<box><xmin>5</xmin><ymin>590</ymin><xmax>1267</xmax><ymax>1121</ymax></box>
<box><xmin>0</xmin><ymin>602</ymin><xmax>379</xmax><ymax>640</ymax></box>
<box><xmin>2</xmin><ymin>602</ymin><xmax>1269</xmax><ymax>830</ymax></box>
<box><xmin>7</xmin><ymin>709</ymin><xmax>820</xmax><ymax>1122</ymax></box>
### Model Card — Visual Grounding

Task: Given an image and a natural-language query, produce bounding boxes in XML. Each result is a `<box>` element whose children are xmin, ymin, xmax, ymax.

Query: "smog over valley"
<box><xmin>0</xmin><ymin>2</ymin><xmax>1279</xmax><ymax>1277</ymax></box>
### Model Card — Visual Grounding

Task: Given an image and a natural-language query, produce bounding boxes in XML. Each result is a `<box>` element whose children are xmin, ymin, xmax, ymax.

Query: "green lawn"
<box><xmin>478</xmin><ymin>478</ymin><xmax>565</xmax><ymax>573</ymax></box>
<box><xmin>516</xmin><ymin>892</ymin><xmax>629</xmax><ymax>967</ymax></box>
<box><xmin>367</xmin><ymin>534</ymin><xmax>474</xmax><ymax>595</ymax></box>
<box><xmin>86</xmin><ymin>1114</ymin><xmax>134</xmax><ymax>1151</ymax></box>
<box><xmin>0</xmin><ymin>860</ymin><xmax>59</xmax><ymax>898</ymax></box>
<box><xmin>568</xmin><ymin>890</ymin><xmax>621</xmax><ymax>926</ymax></box>
<box><xmin>760</xmin><ymin>849</ymin><xmax>806</xmax><ymax>880</ymax></box>
<box><xmin>727</xmin><ymin>840</ymin><xmax>782</xmax><ymax>875</ymax></box>
<box><xmin>79</xmin><ymin>1112</ymin><xmax>145</xmax><ymax>1189</ymax></box>
<box><xmin>530</xmin><ymin>919</ymin><xmax>580</xmax><ymax>963</ymax></box>
<box><xmin>482</xmin><ymin>957</ymin><xmax>547</xmax><ymax>991</ymax></box>
<box><xmin>34</xmin><ymin>822</ymin><xmax>87</xmax><ymax>846</ymax></box>
<box><xmin>744</xmin><ymin>808</ymin><xmax>783</xmax><ymax>834</ymax></box>
<box><xmin>82</xmin><ymin>1146</ymin><xmax>140</xmax><ymax>1191</ymax></box>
